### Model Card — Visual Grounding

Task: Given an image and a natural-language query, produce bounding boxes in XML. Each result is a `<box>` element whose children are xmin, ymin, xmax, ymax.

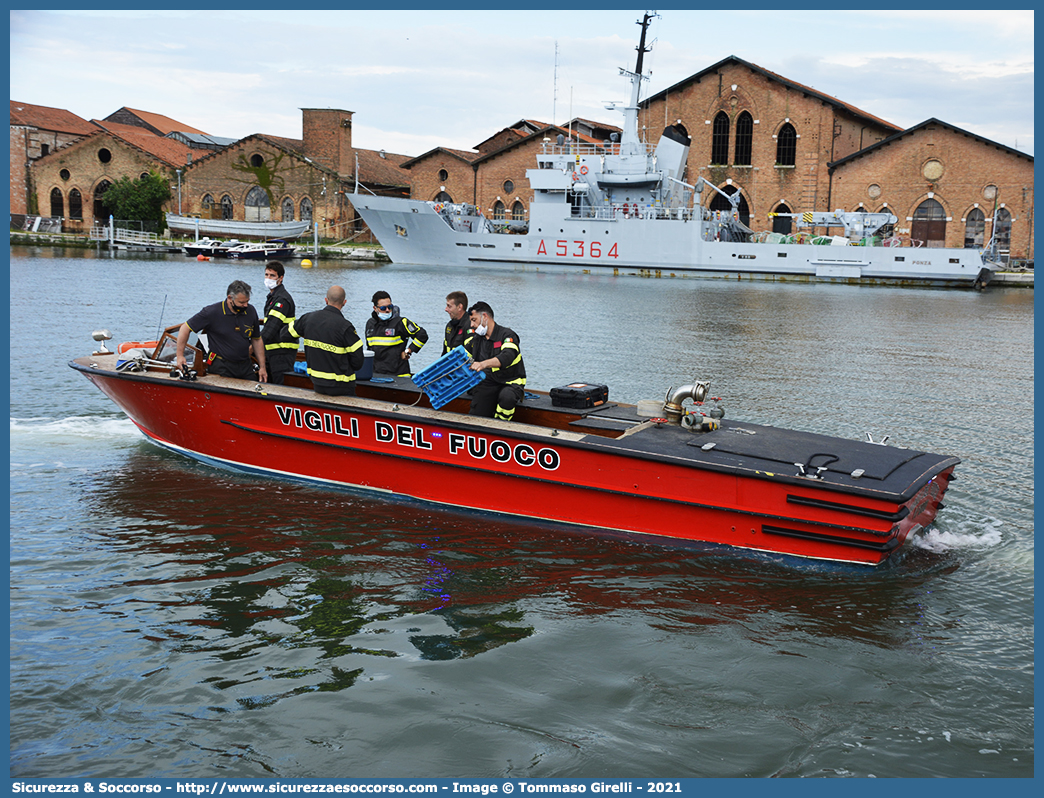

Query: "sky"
<box><xmin>9</xmin><ymin>7</ymin><xmax>1035</xmax><ymax>159</ymax></box>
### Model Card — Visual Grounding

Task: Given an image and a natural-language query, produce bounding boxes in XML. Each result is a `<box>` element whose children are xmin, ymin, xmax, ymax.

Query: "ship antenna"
<box><xmin>634</xmin><ymin>12</ymin><xmax>656</xmax><ymax>76</ymax></box>
<box><xmin>156</xmin><ymin>293</ymin><xmax>167</xmax><ymax>342</ymax></box>
<box><xmin>553</xmin><ymin>40</ymin><xmax>559</xmax><ymax>126</ymax></box>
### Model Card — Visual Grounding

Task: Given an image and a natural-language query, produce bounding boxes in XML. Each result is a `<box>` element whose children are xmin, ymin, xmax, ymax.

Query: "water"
<box><xmin>9</xmin><ymin>246</ymin><xmax>1033</xmax><ymax>778</ymax></box>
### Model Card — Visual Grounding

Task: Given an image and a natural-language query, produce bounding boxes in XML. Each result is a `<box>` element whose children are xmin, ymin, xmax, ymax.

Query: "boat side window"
<box><xmin>711</xmin><ymin>112</ymin><xmax>729</xmax><ymax>165</ymax></box>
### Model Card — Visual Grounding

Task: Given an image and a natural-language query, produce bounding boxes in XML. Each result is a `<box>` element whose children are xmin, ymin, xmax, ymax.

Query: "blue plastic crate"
<box><xmin>412</xmin><ymin>345</ymin><xmax>484</xmax><ymax>409</ymax></box>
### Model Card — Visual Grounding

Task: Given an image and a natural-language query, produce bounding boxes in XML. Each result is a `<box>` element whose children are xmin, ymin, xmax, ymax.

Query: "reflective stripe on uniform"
<box><xmin>302</xmin><ymin>337</ymin><xmax>363</xmax><ymax>355</ymax></box>
<box><xmin>307</xmin><ymin>367</ymin><xmax>356</xmax><ymax>383</ymax></box>
<box><xmin>367</xmin><ymin>335</ymin><xmax>404</xmax><ymax>347</ymax></box>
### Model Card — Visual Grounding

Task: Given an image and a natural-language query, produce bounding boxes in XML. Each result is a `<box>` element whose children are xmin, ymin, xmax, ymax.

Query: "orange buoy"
<box><xmin>196</xmin><ymin>254</ymin><xmax>210</xmax><ymax>261</ymax></box>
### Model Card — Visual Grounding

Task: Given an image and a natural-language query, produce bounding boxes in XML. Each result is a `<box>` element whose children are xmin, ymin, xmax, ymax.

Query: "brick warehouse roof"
<box><xmin>103</xmin><ymin>106</ymin><xmax>208</xmax><ymax>136</ymax></box>
<box><xmin>642</xmin><ymin>55</ymin><xmax>903</xmax><ymax>133</ymax></box>
<box><xmin>828</xmin><ymin>117</ymin><xmax>1034</xmax><ymax>169</ymax></box>
<box><xmin>89</xmin><ymin>120</ymin><xmax>210</xmax><ymax>167</ymax></box>
<box><xmin>10</xmin><ymin>100</ymin><xmax>96</xmax><ymax>135</ymax></box>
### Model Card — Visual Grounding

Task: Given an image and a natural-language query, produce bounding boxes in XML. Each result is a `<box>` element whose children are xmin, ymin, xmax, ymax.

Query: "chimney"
<box><xmin>302</xmin><ymin>108</ymin><xmax>354</xmax><ymax>177</ymax></box>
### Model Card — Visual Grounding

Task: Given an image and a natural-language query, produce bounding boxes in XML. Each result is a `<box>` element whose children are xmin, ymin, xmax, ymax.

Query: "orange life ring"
<box><xmin>572</xmin><ymin>172</ymin><xmax>579</xmax><ymax>182</ymax></box>
<box><xmin>631</xmin><ymin>203</ymin><xmax>639</xmax><ymax>216</ymax></box>
<box><xmin>579</xmin><ymin>165</ymin><xmax>588</xmax><ymax>175</ymax></box>
<box><xmin>118</xmin><ymin>340</ymin><xmax>159</xmax><ymax>355</ymax></box>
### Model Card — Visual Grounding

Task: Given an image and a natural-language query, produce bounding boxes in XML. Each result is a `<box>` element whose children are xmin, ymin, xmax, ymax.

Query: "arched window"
<box><xmin>776</xmin><ymin>123</ymin><xmax>796</xmax><ymax>166</ymax></box>
<box><xmin>964</xmin><ymin>208</ymin><xmax>985</xmax><ymax>248</ymax></box>
<box><xmin>434</xmin><ymin>191</ymin><xmax>452</xmax><ymax>203</ymax></box>
<box><xmin>711</xmin><ymin>112</ymin><xmax>730</xmax><ymax>165</ymax></box>
<box><xmin>245</xmin><ymin>186</ymin><xmax>270</xmax><ymax>222</ymax></box>
<box><xmin>772</xmin><ymin>203</ymin><xmax>792</xmax><ymax>234</ymax></box>
<box><xmin>492</xmin><ymin>201</ymin><xmax>505</xmax><ymax>220</ymax></box>
<box><xmin>708</xmin><ymin>185</ymin><xmax>750</xmax><ymax>230</ymax></box>
<box><xmin>511</xmin><ymin>201</ymin><xmax>525</xmax><ymax>221</ymax></box>
<box><xmin>912</xmin><ymin>198</ymin><xmax>946</xmax><ymax>247</ymax></box>
<box><xmin>281</xmin><ymin>197</ymin><xmax>295</xmax><ymax>221</ymax></box>
<box><xmin>994</xmin><ymin>208</ymin><xmax>1012</xmax><ymax>258</ymax></box>
<box><xmin>92</xmin><ymin>180</ymin><xmax>112</xmax><ymax>220</ymax></box>
<box><xmin>438</xmin><ymin>169</ymin><xmax>448</xmax><ymax>182</ymax></box>
<box><xmin>221</xmin><ymin>195</ymin><xmax>233</xmax><ymax>220</ymax></box>
<box><xmin>50</xmin><ymin>188</ymin><xmax>64</xmax><ymax>218</ymax></box>
<box><xmin>876</xmin><ymin>206</ymin><xmax>895</xmax><ymax>239</ymax></box>
<box><xmin>202</xmin><ymin>193</ymin><xmax>215</xmax><ymax>209</ymax></box>
<box><xmin>300</xmin><ymin>197</ymin><xmax>313</xmax><ymax>223</ymax></box>
<box><xmin>69</xmin><ymin>189</ymin><xmax>82</xmax><ymax>219</ymax></box>
<box><xmin>734</xmin><ymin>112</ymin><xmax>753</xmax><ymax>166</ymax></box>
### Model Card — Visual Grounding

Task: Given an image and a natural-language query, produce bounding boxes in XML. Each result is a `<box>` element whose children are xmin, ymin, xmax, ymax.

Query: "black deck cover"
<box><xmin>581</xmin><ymin>406</ymin><xmax>959</xmax><ymax>503</ymax></box>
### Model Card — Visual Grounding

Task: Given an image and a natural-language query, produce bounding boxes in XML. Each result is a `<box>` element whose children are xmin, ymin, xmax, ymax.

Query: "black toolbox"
<box><xmin>550</xmin><ymin>383</ymin><xmax>609</xmax><ymax>409</ymax></box>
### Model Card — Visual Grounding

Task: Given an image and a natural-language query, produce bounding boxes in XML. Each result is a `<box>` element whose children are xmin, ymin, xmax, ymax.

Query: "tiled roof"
<box><xmin>118</xmin><ymin>107</ymin><xmax>208</xmax><ymax>135</ymax></box>
<box><xmin>89</xmin><ymin>121</ymin><xmax>209</xmax><ymax>167</ymax></box>
<box><xmin>9</xmin><ymin>100</ymin><xmax>95</xmax><ymax>135</ymax></box>
<box><xmin>399</xmin><ymin>147</ymin><xmax>482</xmax><ymax>170</ymax></box>
<box><xmin>355</xmin><ymin>148</ymin><xmax>411</xmax><ymax>188</ymax></box>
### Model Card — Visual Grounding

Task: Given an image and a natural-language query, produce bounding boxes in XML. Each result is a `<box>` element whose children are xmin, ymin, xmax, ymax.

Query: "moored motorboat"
<box><xmin>71</xmin><ymin>328</ymin><xmax>958</xmax><ymax>567</ymax></box>
<box><xmin>224</xmin><ymin>240</ymin><xmax>296</xmax><ymax>260</ymax></box>
<box><xmin>182</xmin><ymin>237</ymin><xmax>242</xmax><ymax>258</ymax></box>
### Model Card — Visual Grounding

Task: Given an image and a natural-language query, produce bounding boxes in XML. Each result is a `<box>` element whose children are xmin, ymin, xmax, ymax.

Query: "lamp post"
<box><xmin>176</xmin><ymin>169</ymin><xmax>182</xmax><ymax>215</ymax></box>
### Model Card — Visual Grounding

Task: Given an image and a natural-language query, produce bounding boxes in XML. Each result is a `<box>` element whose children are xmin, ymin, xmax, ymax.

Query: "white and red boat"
<box><xmin>71</xmin><ymin>329</ymin><xmax>958</xmax><ymax>567</ymax></box>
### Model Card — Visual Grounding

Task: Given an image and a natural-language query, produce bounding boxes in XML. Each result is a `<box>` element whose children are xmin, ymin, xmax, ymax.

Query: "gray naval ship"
<box><xmin>354</xmin><ymin>14</ymin><xmax>996</xmax><ymax>289</ymax></box>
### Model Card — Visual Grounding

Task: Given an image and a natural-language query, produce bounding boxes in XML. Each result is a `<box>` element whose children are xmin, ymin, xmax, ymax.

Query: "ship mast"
<box><xmin>618</xmin><ymin>12</ymin><xmax>655</xmax><ymax>156</ymax></box>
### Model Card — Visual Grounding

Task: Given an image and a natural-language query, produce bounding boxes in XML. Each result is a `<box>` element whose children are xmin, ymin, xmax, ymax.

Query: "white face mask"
<box><xmin>377</xmin><ymin>311</ymin><xmax>393</xmax><ymax>321</ymax></box>
<box><xmin>474</xmin><ymin>317</ymin><xmax>489</xmax><ymax>336</ymax></box>
<box><xmin>264</xmin><ymin>277</ymin><xmax>278</xmax><ymax>291</ymax></box>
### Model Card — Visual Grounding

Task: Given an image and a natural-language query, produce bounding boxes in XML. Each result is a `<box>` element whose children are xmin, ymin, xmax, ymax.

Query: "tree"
<box><xmin>101</xmin><ymin>172</ymin><xmax>171</xmax><ymax>231</ymax></box>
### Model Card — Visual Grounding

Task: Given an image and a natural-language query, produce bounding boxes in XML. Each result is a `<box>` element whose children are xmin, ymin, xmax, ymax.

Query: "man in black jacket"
<box><xmin>260</xmin><ymin>261</ymin><xmax>297</xmax><ymax>384</ymax></box>
<box><xmin>467</xmin><ymin>301</ymin><xmax>526</xmax><ymax>421</ymax></box>
<box><xmin>442</xmin><ymin>290</ymin><xmax>471</xmax><ymax>354</ymax></box>
<box><xmin>365</xmin><ymin>290</ymin><xmax>428</xmax><ymax>376</ymax></box>
<box><xmin>288</xmin><ymin>285</ymin><xmax>364</xmax><ymax>396</ymax></box>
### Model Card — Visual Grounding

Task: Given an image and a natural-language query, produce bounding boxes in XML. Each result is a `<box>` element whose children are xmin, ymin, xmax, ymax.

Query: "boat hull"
<box><xmin>166</xmin><ymin>214</ymin><xmax>310</xmax><ymax>240</ymax></box>
<box><xmin>72</xmin><ymin>356</ymin><xmax>957</xmax><ymax>567</ymax></box>
<box><xmin>353</xmin><ymin>195</ymin><xmax>992</xmax><ymax>288</ymax></box>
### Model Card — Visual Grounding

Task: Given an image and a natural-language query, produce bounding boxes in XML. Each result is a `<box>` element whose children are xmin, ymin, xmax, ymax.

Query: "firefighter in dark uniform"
<box><xmin>442</xmin><ymin>290</ymin><xmax>472</xmax><ymax>354</ymax></box>
<box><xmin>176</xmin><ymin>279</ymin><xmax>267</xmax><ymax>382</ymax></box>
<box><xmin>467</xmin><ymin>301</ymin><xmax>526</xmax><ymax>421</ymax></box>
<box><xmin>287</xmin><ymin>285</ymin><xmax>364</xmax><ymax>396</ymax></box>
<box><xmin>365</xmin><ymin>290</ymin><xmax>429</xmax><ymax>376</ymax></box>
<box><xmin>260</xmin><ymin>261</ymin><xmax>297</xmax><ymax>384</ymax></box>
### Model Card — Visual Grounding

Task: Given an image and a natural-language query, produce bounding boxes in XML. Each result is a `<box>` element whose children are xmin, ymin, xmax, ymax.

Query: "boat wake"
<box><xmin>912</xmin><ymin>518</ymin><xmax>1003</xmax><ymax>554</ymax></box>
<box><xmin>10</xmin><ymin>414</ymin><xmax>139</xmax><ymax>440</ymax></box>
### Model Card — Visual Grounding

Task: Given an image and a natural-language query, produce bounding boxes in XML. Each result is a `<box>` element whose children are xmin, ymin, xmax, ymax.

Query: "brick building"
<box><xmin>10</xmin><ymin>101</ymin><xmax>96</xmax><ymax>215</ymax></box>
<box><xmin>30</xmin><ymin>125</ymin><xmax>210</xmax><ymax>234</ymax></box>
<box><xmin>178</xmin><ymin>108</ymin><xmax>411</xmax><ymax>241</ymax></box>
<box><xmin>638</xmin><ymin>55</ymin><xmax>1033</xmax><ymax>260</ymax></box>
<box><xmin>404</xmin><ymin>119</ymin><xmax>620</xmax><ymax>226</ymax></box>
<box><xmin>829</xmin><ymin>119</ymin><xmax>1033</xmax><ymax>260</ymax></box>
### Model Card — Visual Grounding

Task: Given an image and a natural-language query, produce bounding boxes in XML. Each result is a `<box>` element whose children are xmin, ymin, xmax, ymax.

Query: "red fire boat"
<box><xmin>71</xmin><ymin>327</ymin><xmax>958</xmax><ymax>567</ymax></box>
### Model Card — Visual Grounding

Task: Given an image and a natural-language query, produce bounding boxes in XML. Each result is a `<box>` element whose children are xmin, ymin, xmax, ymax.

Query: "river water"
<box><xmin>9</xmin><ymin>246</ymin><xmax>1034</xmax><ymax>778</ymax></box>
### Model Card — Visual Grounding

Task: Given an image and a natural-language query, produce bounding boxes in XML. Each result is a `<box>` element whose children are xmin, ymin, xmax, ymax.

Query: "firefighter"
<box><xmin>467</xmin><ymin>301</ymin><xmax>526</xmax><ymax>421</ymax></box>
<box><xmin>442</xmin><ymin>290</ymin><xmax>472</xmax><ymax>355</ymax></box>
<box><xmin>365</xmin><ymin>290</ymin><xmax>429</xmax><ymax>376</ymax></box>
<box><xmin>259</xmin><ymin>261</ymin><xmax>297</xmax><ymax>384</ymax></box>
<box><xmin>287</xmin><ymin>285</ymin><xmax>364</xmax><ymax>396</ymax></box>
